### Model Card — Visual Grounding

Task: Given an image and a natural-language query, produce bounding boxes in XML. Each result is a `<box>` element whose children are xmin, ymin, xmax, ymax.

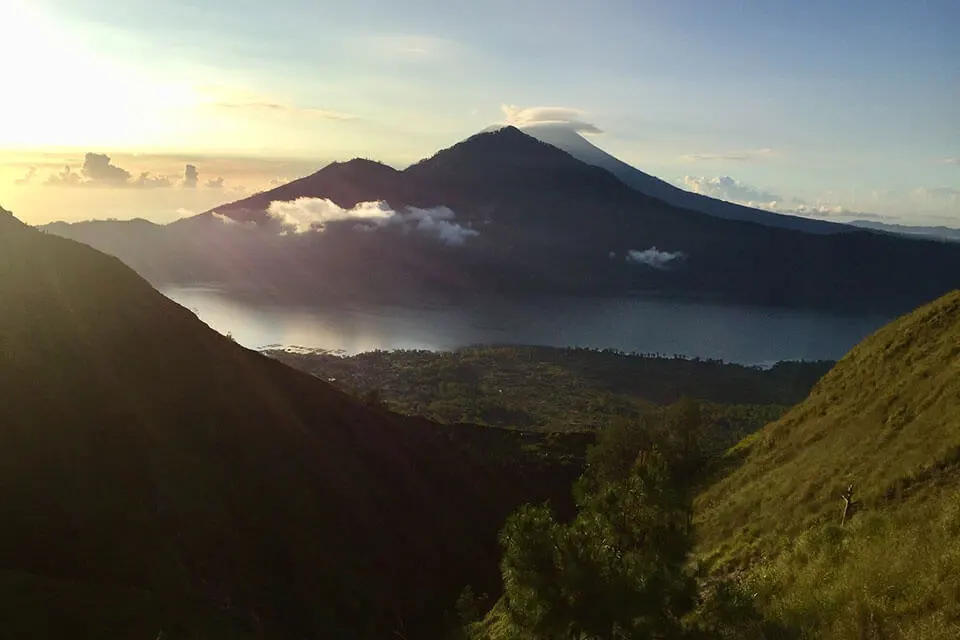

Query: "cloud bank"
<box><xmin>679</xmin><ymin>175</ymin><xmax>892</xmax><ymax>220</ymax></box>
<box><xmin>264</xmin><ymin>197</ymin><xmax>479</xmax><ymax>245</ymax></box>
<box><xmin>680</xmin><ymin>175</ymin><xmax>782</xmax><ymax>204</ymax></box>
<box><xmin>182</xmin><ymin>164</ymin><xmax>199</xmax><ymax>188</ymax></box>
<box><xmin>40</xmin><ymin>153</ymin><xmax>230</xmax><ymax>191</ymax></box>
<box><xmin>267</xmin><ymin>198</ymin><xmax>394</xmax><ymax>232</ymax></box>
<box><xmin>83</xmin><ymin>153</ymin><xmax>134</xmax><ymax>185</ymax></box>
<box><xmin>210</xmin><ymin>212</ymin><xmax>259</xmax><ymax>227</ymax></box>
<box><xmin>14</xmin><ymin>167</ymin><xmax>36</xmax><ymax>186</ymax></box>
<box><xmin>132</xmin><ymin>172</ymin><xmax>172</xmax><ymax>189</ymax></box>
<box><xmin>626</xmin><ymin>247</ymin><xmax>686</xmax><ymax>269</ymax></box>
<box><xmin>45</xmin><ymin>165</ymin><xmax>83</xmax><ymax>187</ymax></box>
<box><xmin>501</xmin><ymin>105</ymin><xmax>603</xmax><ymax>135</ymax></box>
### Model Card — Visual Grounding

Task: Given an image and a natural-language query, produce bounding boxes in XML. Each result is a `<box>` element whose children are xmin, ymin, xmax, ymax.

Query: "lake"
<box><xmin>161</xmin><ymin>286</ymin><xmax>894</xmax><ymax>365</ymax></box>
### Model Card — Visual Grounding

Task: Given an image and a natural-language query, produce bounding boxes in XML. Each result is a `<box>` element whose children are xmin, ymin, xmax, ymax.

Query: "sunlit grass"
<box><xmin>747</xmin><ymin>487</ymin><xmax>960</xmax><ymax>638</ymax></box>
<box><xmin>695</xmin><ymin>291</ymin><xmax>960</xmax><ymax>638</ymax></box>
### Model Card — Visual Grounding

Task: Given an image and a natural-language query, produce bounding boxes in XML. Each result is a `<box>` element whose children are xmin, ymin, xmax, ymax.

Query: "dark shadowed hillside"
<box><xmin>0</xmin><ymin>207</ymin><xmax>583</xmax><ymax>639</ymax></box>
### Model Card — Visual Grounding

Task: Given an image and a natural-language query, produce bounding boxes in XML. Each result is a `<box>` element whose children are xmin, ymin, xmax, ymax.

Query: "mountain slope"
<box><xmin>202</xmin><ymin>158</ymin><xmax>405</xmax><ymax>226</ymax></box>
<box><xmin>519</xmin><ymin>123</ymin><xmax>847</xmax><ymax>234</ymax></box>
<box><xmin>0</xmin><ymin>206</ymin><xmax>581</xmax><ymax>639</ymax></box>
<box><xmin>696</xmin><ymin>290</ymin><xmax>960</xmax><ymax>636</ymax></box>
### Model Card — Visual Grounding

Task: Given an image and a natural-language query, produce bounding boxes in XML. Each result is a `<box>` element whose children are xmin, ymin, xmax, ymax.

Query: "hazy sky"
<box><xmin>1</xmin><ymin>0</ymin><xmax>957</xmax><ymax>225</ymax></box>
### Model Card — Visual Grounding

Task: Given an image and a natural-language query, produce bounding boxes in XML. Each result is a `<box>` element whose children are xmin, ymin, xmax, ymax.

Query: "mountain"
<box><xmin>696</xmin><ymin>289</ymin><xmax>960</xmax><ymax>636</ymax></box>
<box><xmin>0</xmin><ymin>206</ymin><xmax>583</xmax><ymax>639</ymax></box>
<box><xmin>200</xmin><ymin>159</ymin><xmax>406</xmax><ymax>226</ymax></box>
<box><xmin>849</xmin><ymin>218</ymin><xmax>960</xmax><ymax>242</ymax></box>
<box><xmin>515</xmin><ymin>123</ymin><xmax>847</xmax><ymax>234</ymax></box>
<box><xmin>43</xmin><ymin>128</ymin><xmax>960</xmax><ymax>313</ymax></box>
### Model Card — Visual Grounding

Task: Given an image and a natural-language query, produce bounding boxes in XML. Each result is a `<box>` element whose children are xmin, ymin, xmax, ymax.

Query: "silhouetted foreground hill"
<box><xmin>0</xmin><ymin>207</ymin><xmax>583</xmax><ymax>639</ymax></box>
<box><xmin>696</xmin><ymin>289</ymin><xmax>960</xmax><ymax>636</ymax></box>
<box><xmin>44</xmin><ymin>128</ymin><xmax>960</xmax><ymax>314</ymax></box>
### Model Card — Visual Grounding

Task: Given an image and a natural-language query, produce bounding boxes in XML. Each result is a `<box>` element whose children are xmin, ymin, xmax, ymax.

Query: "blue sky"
<box><xmin>0</xmin><ymin>0</ymin><xmax>957</xmax><ymax>224</ymax></box>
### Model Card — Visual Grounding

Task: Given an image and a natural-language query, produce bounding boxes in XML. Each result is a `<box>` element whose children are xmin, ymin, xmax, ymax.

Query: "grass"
<box><xmin>746</xmin><ymin>486</ymin><xmax>960</xmax><ymax>638</ymax></box>
<box><xmin>695</xmin><ymin>290</ymin><xmax>960</xmax><ymax>637</ymax></box>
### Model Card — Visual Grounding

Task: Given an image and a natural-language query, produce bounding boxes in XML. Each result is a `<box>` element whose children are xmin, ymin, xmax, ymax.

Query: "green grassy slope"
<box><xmin>696</xmin><ymin>290</ymin><xmax>960</xmax><ymax>637</ymax></box>
<box><xmin>0</xmin><ymin>209</ymin><xmax>582</xmax><ymax>639</ymax></box>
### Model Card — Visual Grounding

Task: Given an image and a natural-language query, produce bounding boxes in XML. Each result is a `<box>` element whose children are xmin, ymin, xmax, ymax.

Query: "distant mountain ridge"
<box><xmin>207</xmin><ymin>125</ymin><xmax>843</xmax><ymax>234</ymax></box>
<box><xmin>42</xmin><ymin>127</ymin><xmax>960</xmax><ymax>313</ymax></box>
<box><xmin>848</xmin><ymin>218</ymin><xmax>960</xmax><ymax>242</ymax></box>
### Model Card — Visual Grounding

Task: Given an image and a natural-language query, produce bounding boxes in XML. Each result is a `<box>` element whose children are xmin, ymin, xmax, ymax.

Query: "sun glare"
<box><xmin>0</xmin><ymin>2</ymin><xmax>202</xmax><ymax>150</ymax></box>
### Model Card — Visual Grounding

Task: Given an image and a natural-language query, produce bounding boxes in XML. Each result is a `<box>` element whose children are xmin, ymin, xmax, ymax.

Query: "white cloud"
<box><xmin>132</xmin><ymin>172</ymin><xmax>172</xmax><ymax>189</ymax></box>
<box><xmin>44</xmin><ymin>164</ymin><xmax>83</xmax><ymax>187</ymax></box>
<box><xmin>182</xmin><ymin>164</ymin><xmax>199</xmax><ymax>188</ymax></box>
<box><xmin>626</xmin><ymin>247</ymin><xmax>686</xmax><ymax>269</ymax></box>
<box><xmin>501</xmin><ymin>105</ymin><xmax>603</xmax><ymax>135</ymax></box>
<box><xmin>205</xmin><ymin>177</ymin><xmax>225</xmax><ymax>189</ymax></box>
<box><xmin>14</xmin><ymin>166</ymin><xmax>36</xmax><ymax>186</ymax></box>
<box><xmin>681</xmin><ymin>149</ymin><xmax>779</xmax><ymax>162</ymax></box>
<box><xmin>80</xmin><ymin>152</ymin><xmax>132</xmax><ymax>185</ymax></box>
<box><xmin>267</xmin><ymin>198</ymin><xmax>394</xmax><ymax>233</ymax></box>
<box><xmin>211</xmin><ymin>212</ymin><xmax>241</xmax><ymax>225</ymax></box>
<box><xmin>679</xmin><ymin>175</ymin><xmax>782</xmax><ymax>203</ymax></box>
<box><xmin>205</xmin><ymin>212</ymin><xmax>260</xmax><ymax>228</ymax></box>
<box><xmin>787</xmin><ymin>204</ymin><xmax>862</xmax><ymax>217</ymax></box>
<box><xmin>741</xmin><ymin>202</ymin><xmax>893</xmax><ymax>221</ymax></box>
<box><xmin>942</xmin><ymin>158</ymin><xmax>960</xmax><ymax>166</ymax></box>
<box><xmin>676</xmin><ymin>175</ymin><xmax>897</xmax><ymax>220</ymax></box>
<box><xmin>389</xmin><ymin>206</ymin><xmax>480</xmax><ymax>246</ymax></box>
<box><xmin>40</xmin><ymin>155</ymin><xmax>221</xmax><ymax>191</ymax></box>
<box><xmin>265</xmin><ymin>197</ymin><xmax>478</xmax><ymax>245</ymax></box>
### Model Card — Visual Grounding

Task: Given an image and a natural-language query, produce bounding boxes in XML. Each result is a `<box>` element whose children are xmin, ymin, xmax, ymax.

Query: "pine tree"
<box><xmin>498</xmin><ymin>449</ymin><xmax>696</xmax><ymax>639</ymax></box>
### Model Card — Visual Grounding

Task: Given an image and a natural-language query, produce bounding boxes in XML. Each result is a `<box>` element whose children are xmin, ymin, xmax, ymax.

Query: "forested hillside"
<box><xmin>267</xmin><ymin>346</ymin><xmax>830</xmax><ymax>447</ymax></box>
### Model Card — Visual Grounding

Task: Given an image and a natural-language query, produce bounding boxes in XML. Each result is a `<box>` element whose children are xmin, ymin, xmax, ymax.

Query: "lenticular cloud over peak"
<box><xmin>500</xmin><ymin>105</ymin><xmax>604</xmax><ymax>135</ymax></box>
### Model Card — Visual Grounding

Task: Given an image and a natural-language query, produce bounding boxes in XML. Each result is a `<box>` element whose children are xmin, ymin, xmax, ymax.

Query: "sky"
<box><xmin>0</xmin><ymin>0</ymin><xmax>957</xmax><ymax>225</ymax></box>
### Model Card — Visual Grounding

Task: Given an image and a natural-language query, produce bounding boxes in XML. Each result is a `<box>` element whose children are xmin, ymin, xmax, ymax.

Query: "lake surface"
<box><xmin>162</xmin><ymin>286</ymin><xmax>894</xmax><ymax>365</ymax></box>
